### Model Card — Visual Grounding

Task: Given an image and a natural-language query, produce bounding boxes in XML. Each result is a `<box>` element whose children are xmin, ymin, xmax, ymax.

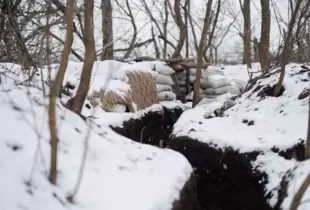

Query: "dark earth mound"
<box><xmin>172</xmin><ymin>172</ymin><xmax>199</xmax><ymax>210</ymax></box>
<box><xmin>167</xmin><ymin>136</ymin><xmax>305</xmax><ymax>210</ymax></box>
<box><xmin>111</xmin><ymin>105</ymin><xmax>184</xmax><ymax>147</ymax></box>
<box><xmin>167</xmin><ymin>136</ymin><xmax>271</xmax><ymax>210</ymax></box>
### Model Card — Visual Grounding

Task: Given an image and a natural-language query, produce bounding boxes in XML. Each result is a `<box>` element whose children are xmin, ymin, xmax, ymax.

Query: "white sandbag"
<box><xmin>202</xmin><ymin>85</ymin><xmax>241</xmax><ymax>95</ymax></box>
<box><xmin>110</xmin><ymin>104</ymin><xmax>127</xmax><ymax>113</ymax></box>
<box><xmin>186</xmin><ymin>91</ymin><xmax>193</xmax><ymax>100</ymax></box>
<box><xmin>202</xmin><ymin>87</ymin><xmax>217</xmax><ymax>95</ymax></box>
<box><xmin>200</xmin><ymin>75</ymin><xmax>229</xmax><ymax>89</ymax></box>
<box><xmin>222</xmin><ymin>99</ymin><xmax>235</xmax><ymax>110</ymax></box>
<box><xmin>176</xmin><ymin>71</ymin><xmax>186</xmax><ymax>80</ymax></box>
<box><xmin>229</xmin><ymin>79</ymin><xmax>247</xmax><ymax>92</ymax></box>
<box><xmin>201</xmin><ymin>65</ymin><xmax>224</xmax><ymax>78</ymax></box>
<box><xmin>152</xmin><ymin>62</ymin><xmax>175</xmax><ymax>75</ymax></box>
<box><xmin>189</xmin><ymin>68</ymin><xmax>196</xmax><ymax>76</ymax></box>
<box><xmin>179</xmin><ymin>86</ymin><xmax>187</xmax><ymax>93</ymax></box>
<box><xmin>215</xmin><ymin>85</ymin><xmax>241</xmax><ymax>95</ymax></box>
<box><xmin>128</xmin><ymin>61</ymin><xmax>175</xmax><ymax>75</ymax></box>
<box><xmin>202</xmin><ymin>94</ymin><xmax>220</xmax><ymax>99</ymax></box>
<box><xmin>158</xmin><ymin>91</ymin><xmax>176</xmax><ymax>101</ymax></box>
<box><xmin>177</xmin><ymin>80</ymin><xmax>187</xmax><ymax>86</ymax></box>
<box><xmin>155</xmin><ymin>73</ymin><xmax>174</xmax><ymax>85</ymax></box>
<box><xmin>190</xmin><ymin>75</ymin><xmax>196</xmax><ymax>83</ymax></box>
<box><xmin>196</xmin><ymin>98</ymin><xmax>216</xmax><ymax>106</ymax></box>
<box><xmin>156</xmin><ymin>84</ymin><xmax>173</xmax><ymax>92</ymax></box>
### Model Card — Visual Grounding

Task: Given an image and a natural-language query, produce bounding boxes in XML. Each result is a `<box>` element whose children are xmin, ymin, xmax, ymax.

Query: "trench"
<box><xmin>110</xmin><ymin>105</ymin><xmax>304</xmax><ymax>210</ymax></box>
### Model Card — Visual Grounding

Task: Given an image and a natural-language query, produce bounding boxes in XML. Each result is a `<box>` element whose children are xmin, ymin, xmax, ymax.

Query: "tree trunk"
<box><xmin>193</xmin><ymin>0</ymin><xmax>213</xmax><ymax>107</ymax></box>
<box><xmin>259</xmin><ymin>0</ymin><xmax>271</xmax><ymax>73</ymax></box>
<box><xmin>253</xmin><ymin>37</ymin><xmax>260</xmax><ymax>62</ymax></box>
<box><xmin>49</xmin><ymin>0</ymin><xmax>75</xmax><ymax>185</ymax></box>
<box><xmin>274</xmin><ymin>0</ymin><xmax>303</xmax><ymax>96</ymax></box>
<box><xmin>163</xmin><ymin>0</ymin><xmax>169</xmax><ymax>59</ymax></box>
<box><xmin>171</xmin><ymin>0</ymin><xmax>187</xmax><ymax>58</ymax></box>
<box><xmin>100</xmin><ymin>0</ymin><xmax>113</xmax><ymax>60</ymax></box>
<box><xmin>290</xmin><ymin>174</ymin><xmax>310</xmax><ymax>210</ymax></box>
<box><xmin>243</xmin><ymin>0</ymin><xmax>252</xmax><ymax>69</ymax></box>
<box><xmin>70</xmin><ymin>0</ymin><xmax>96</xmax><ymax>114</ymax></box>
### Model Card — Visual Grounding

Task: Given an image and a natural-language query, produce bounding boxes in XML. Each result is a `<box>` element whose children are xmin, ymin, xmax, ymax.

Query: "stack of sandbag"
<box><xmin>174</xmin><ymin>71</ymin><xmax>189</xmax><ymax>95</ymax></box>
<box><xmin>175</xmin><ymin>65</ymin><xmax>226</xmax><ymax>98</ymax></box>
<box><xmin>184</xmin><ymin>65</ymin><xmax>247</xmax><ymax>101</ymax></box>
<box><xmin>118</xmin><ymin>61</ymin><xmax>177</xmax><ymax>102</ymax></box>
<box><xmin>200</xmin><ymin>74</ymin><xmax>245</xmax><ymax>99</ymax></box>
<box><xmin>150</xmin><ymin>62</ymin><xmax>177</xmax><ymax>102</ymax></box>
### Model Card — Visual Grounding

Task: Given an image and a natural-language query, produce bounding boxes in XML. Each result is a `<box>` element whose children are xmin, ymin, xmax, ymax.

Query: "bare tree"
<box><xmin>240</xmin><ymin>0</ymin><xmax>252</xmax><ymax>69</ymax></box>
<box><xmin>290</xmin><ymin>174</ymin><xmax>310</xmax><ymax>210</ymax></box>
<box><xmin>163</xmin><ymin>0</ymin><xmax>169</xmax><ymax>58</ymax></box>
<box><xmin>49</xmin><ymin>0</ymin><xmax>75</xmax><ymax>185</ymax></box>
<box><xmin>274</xmin><ymin>0</ymin><xmax>303</xmax><ymax>96</ymax></box>
<box><xmin>70</xmin><ymin>0</ymin><xmax>96</xmax><ymax>114</ymax></box>
<box><xmin>259</xmin><ymin>0</ymin><xmax>271</xmax><ymax>72</ymax></box>
<box><xmin>101</xmin><ymin>0</ymin><xmax>114</xmax><ymax>60</ymax></box>
<box><xmin>193</xmin><ymin>0</ymin><xmax>213</xmax><ymax>107</ymax></box>
<box><xmin>117</xmin><ymin>0</ymin><xmax>137</xmax><ymax>59</ymax></box>
<box><xmin>171</xmin><ymin>0</ymin><xmax>188</xmax><ymax>58</ymax></box>
<box><xmin>306</xmin><ymin>91</ymin><xmax>310</xmax><ymax>159</ymax></box>
<box><xmin>203</xmin><ymin>0</ymin><xmax>221</xmax><ymax>62</ymax></box>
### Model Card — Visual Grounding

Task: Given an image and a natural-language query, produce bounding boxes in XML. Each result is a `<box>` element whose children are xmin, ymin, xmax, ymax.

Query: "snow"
<box><xmin>173</xmin><ymin>63</ymin><xmax>309</xmax><ymax>153</ymax></box>
<box><xmin>252</xmin><ymin>152</ymin><xmax>298</xmax><ymax>207</ymax></box>
<box><xmin>101</xmin><ymin>79</ymin><xmax>131</xmax><ymax>99</ymax></box>
<box><xmin>280</xmin><ymin>160</ymin><xmax>310</xmax><ymax>210</ymax></box>
<box><xmin>2</xmin><ymin>59</ymin><xmax>310</xmax><ymax>210</ymax></box>
<box><xmin>0</xmin><ymin>66</ymin><xmax>193</xmax><ymax>210</ymax></box>
<box><xmin>253</xmin><ymin>152</ymin><xmax>310</xmax><ymax>210</ymax></box>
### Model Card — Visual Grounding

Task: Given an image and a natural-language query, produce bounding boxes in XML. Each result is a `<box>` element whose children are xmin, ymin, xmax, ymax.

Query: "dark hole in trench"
<box><xmin>110</xmin><ymin>106</ymin><xmax>304</xmax><ymax>210</ymax></box>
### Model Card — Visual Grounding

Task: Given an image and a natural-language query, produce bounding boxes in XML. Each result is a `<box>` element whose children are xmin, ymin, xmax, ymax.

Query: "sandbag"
<box><xmin>110</xmin><ymin>104</ymin><xmax>127</xmax><ymax>112</ymax></box>
<box><xmin>203</xmin><ymin>85</ymin><xmax>241</xmax><ymax>95</ymax></box>
<box><xmin>152</xmin><ymin>62</ymin><xmax>175</xmax><ymax>75</ymax></box>
<box><xmin>201</xmin><ymin>66</ymin><xmax>224</xmax><ymax>78</ymax></box>
<box><xmin>229</xmin><ymin>79</ymin><xmax>247</xmax><ymax>92</ymax></box>
<box><xmin>202</xmin><ymin>87</ymin><xmax>217</xmax><ymax>95</ymax></box>
<box><xmin>201</xmin><ymin>94</ymin><xmax>220</xmax><ymax>99</ymax></box>
<box><xmin>189</xmin><ymin>68</ymin><xmax>196</xmax><ymax>76</ymax></box>
<box><xmin>177</xmin><ymin>80</ymin><xmax>187</xmax><ymax>86</ymax></box>
<box><xmin>200</xmin><ymin>75</ymin><xmax>229</xmax><ymax>89</ymax></box>
<box><xmin>158</xmin><ymin>91</ymin><xmax>176</xmax><ymax>101</ymax></box>
<box><xmin>216</xmin><ymin>85</ymin><xmax>241</xmax><ymax>95</ymax></box>
<box><xmin>186</xmin><ymin>91</ymin><xmax>193</xmax><ymax>101</ymax></box>
<box><xmin>156</xmin><ymin>84</ymin><xmax>173</xmax><ymax>92</ymax></box>
<box><xmin>175</xmin><ymin>71</ymin><xmax>186</xmax><ymax>80</ymax></box>
<box><xmin>179</xmin><ymin>86</ymin><xmax>187</xmax><ymax>94</ymax></box>
<box><xmin>129</xmin><ymin>61</ymin><xmax>175</xmax><ymax>75</ymax></box>
<box><xmin>196</xmin><ymin>98</ymin><xmax>216</xmax><ymax>106</ymax></box>
<box><xmin>155</xmin><ymin>73</ymin><xmax>174</xmax><ymax>85</ymax></box>
<box><xmin>190</xmin><ymin>75</ymin><xmax>196</xmax><ymax>83</ymax></box>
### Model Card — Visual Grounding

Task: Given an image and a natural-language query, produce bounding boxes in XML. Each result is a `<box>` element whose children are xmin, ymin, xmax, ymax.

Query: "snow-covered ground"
<box><xmin>0</xmin><ymin>64</ymin><xmax>193</xmax><ymax>210</ymax></box>
<box><xmin>173</xmin><ymin>63</ymin><xmax>308</xmax><ymax>152</ymax></box>
<box><xmin>172</xmin><ymin>62</ymin><xmax>310</xmax><ymax>209</ymax></box>
<box><xmin>1</xmin><ymin>61</ymin><xmax>310</xmax><ymax>210</ymax></box>
<box><xmin>253</xmin><ymin>152</ymin><xmax>310</xmax><ymax>210</ymax></box>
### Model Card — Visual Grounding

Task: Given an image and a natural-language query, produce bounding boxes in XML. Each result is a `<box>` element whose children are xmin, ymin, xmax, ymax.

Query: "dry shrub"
<box><xmin>126</xmin><ymin>70</ymin><xmax>158</xmax><ymax>110</ymax></box>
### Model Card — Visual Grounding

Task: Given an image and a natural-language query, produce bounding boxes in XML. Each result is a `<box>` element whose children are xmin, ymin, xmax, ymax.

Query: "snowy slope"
<box><xmin>253</xmin><ymin>152</ymin><xmax>310</xmax><ymax>210</ymax></box>
<box><xmin>252</xmin><ymin>152</ymin><xmax>298</xmax><ymax>207</ymax></box>
<box><xmin>173</xmin><ymin>63</ymin><xmax>309</xmax><ymax>153</ymax></box>
<box><xmin>0</xmin><ymin>67</ymin><xmax>193</xmax><ymax>210</ymax></box>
